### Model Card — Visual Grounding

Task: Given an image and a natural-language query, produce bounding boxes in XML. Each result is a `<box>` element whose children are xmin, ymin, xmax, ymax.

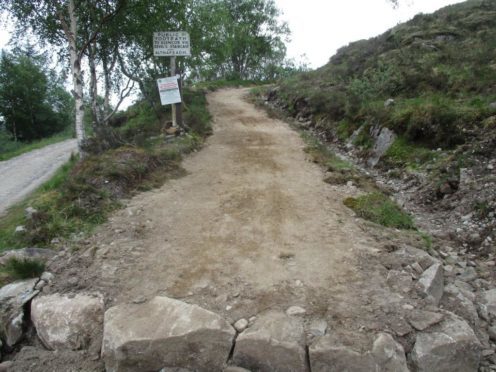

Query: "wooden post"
<box><xmin>170</xmin><ymin>56</ymin><xmax>183</xmax><ymax>128</ymax></box>
<box><xmin>170</xmin><ymin>56</ymin><xmax>177</xmax><ymax>127</ymax></box>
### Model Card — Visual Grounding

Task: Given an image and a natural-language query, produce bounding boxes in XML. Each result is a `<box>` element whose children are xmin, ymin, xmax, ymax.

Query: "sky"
<box><xmin>1</xmin><ymin>0</ymin><xmax>465</xmax><ymax>68</ymax></box>
<box><xmin>274</xmin><ymin>0</ymin><xmax>465</xmax><ymax>68</ymax></box>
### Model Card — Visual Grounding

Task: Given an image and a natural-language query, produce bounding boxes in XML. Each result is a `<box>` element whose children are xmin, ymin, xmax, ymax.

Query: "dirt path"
<box><xmin>52</xmin><ymin>89</ymin><xmax>415</xmax><ymax>348</ymax></box>
<box><xmin>0</xmin><ymin>139</ymin><xmax>78</xmax><ymax>215</ymax></box>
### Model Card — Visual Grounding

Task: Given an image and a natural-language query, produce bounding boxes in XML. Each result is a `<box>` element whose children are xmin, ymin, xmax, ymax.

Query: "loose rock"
<box><xmin>308</xmin><ymin>319</ymin><xmax>328</xmax><ymax>337</ymax></box>
<box><xmin>416</xmin><ymin>263</ymin><xmax>444</xmax><ymax>306</ymax></box>
<box><xmin>102</xmin><ymin>296</ymin><xmax>235</xmax><ymax>372</ymax></box>
<box><xmin>233</xmin><ymin>311</ymin><xmax>306</xmax><ymax>372</ymax></box>
<box><xmin>234</xmin><ymin>318</ymin><xmax>248</xmax><ymax>333</ymax></box>
<box><xmin>480</xmin><ymin>289</ymin><xmax>496</xmax><ymax>319</ymax></box>
<box><xmin>408</xmin><ymin>310</ymin><xmax>444</xmax><ymax>331</ymax></box>
<box><xmin>488</xmin><ymin>325</ymin><xmax>496</xmax><ymax>341</ymax></box>
<box><xmin>31</xmin><ymin>292</ymin><xmax>104</xmax><ymax>350</ymax></box>
<box><xmin>285</xmin><ymin>306</ymin><xmax>306</xmax><ymax>316</ymax></box>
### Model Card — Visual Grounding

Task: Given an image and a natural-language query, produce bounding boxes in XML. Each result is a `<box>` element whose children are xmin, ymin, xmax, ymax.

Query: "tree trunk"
<box><xmin>102</xmin><ymin>53</ymin><xmax>115</xmax><ymax>117</ymax></box>
<box><xmin>68</xmin><ymin>0</ymin><xmax>86</xmax><ymax>156</ymax></box>
<box><xmin>88</xmin><ymin>41</ymin><xmax>101</xmax><ymax>135</ymax></box>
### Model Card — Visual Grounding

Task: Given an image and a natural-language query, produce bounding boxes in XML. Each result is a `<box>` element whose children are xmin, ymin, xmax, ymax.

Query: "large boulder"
<box><xmin>0</xmin><ymin>279</ymin><xmax>39</xmax><ymax>347</ymax></box>
<box><xmin>31</xmin><ymin>292</ymin><xmax>104</xmax><ymax>350</ymax></box>
<box><xmin>309</xmin><ymin>332</ymin><xmax>408</xmax><ymax>372</ymax></box>
<box><xmin>232</xmin><ymin>311</ymin><xmax>306</xmax><ymax>372</ymax></box>
<box><xmin>102</xmin><ymin>296</ymin><xmax>235</xmax><ymax>372</ymax></box>
<box><xmin>411</xmin><ymin>312</ymin><xmax>481</xmax><ymax>372</ymax></box>
<box><xmin>416</xmin><ymin>263</ymin><xmax>444</xmax><ymax>306</ymax></box>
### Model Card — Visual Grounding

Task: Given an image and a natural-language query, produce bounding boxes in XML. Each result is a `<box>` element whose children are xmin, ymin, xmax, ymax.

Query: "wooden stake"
<box><xmin>170</xmin><ymin>56</ymin><xmax>183</xmax><ymax>128</ymax></box>
<box><xmin>170</xmin><ymin>56</ymin><xmax>177</xmax><ymax>127</ymax></box>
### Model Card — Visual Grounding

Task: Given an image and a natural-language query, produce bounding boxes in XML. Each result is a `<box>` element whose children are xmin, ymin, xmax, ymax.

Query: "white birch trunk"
<box><xmin>68</xmin><ymin>0</ymin><xmax>86</xmax><ymax>156</ymax></box>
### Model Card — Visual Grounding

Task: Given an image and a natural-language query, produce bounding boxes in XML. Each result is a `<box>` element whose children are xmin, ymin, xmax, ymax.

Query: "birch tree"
<box><xmin>0</xmin><ymin>0</ymin><xmax>124</xmax><ymax>156</ymax></box>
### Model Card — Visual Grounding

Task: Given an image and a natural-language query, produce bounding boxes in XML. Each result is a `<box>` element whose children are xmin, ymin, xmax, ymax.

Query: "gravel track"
<box><xmin>0</xmin><ymin>139</ymin><xmax>78</xmax><ymax>215</ymax></box>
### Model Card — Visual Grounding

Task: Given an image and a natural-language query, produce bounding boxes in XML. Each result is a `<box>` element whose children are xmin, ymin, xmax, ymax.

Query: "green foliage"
<box><xmin>276</xmin><ymin>0</ymin><xmax>496</xmax><ymax>154</ymax></box>
<box><xmin>189</xmin><ymin>0</ymin><xmax>290</xmax><ymax>81</ymax></box>
<box><xmin>344</xmin><ymin>192</ymin><xmax>415</xmax><ymax>229</ymax></box>
<box><xmin>183</xmin><ymin>89</ymin><xmax>212</xmax><ymax>136</ymax></box>
<box><xmin>3</xmin><ymin>257</ymin><xmax>45</xmax><ymax>280</ymax></box>
<box><xmin>0</xmin><ymin>49</ymin><xmax>73</xmax><ymax>141</ymax></box>
<box><xmin>474</xmin><ymin>200</ymin><xmax>491</xmax><ymax>219</ymax></box>
<box><xmin>384</xmin><ymin>137</ymin><xmax>435</xmax><ymax>168</ymax></box>
<box><xmin>418</xmin><ymin>231</ymin><xmax>433</xmax><ymax>250</ymax></box>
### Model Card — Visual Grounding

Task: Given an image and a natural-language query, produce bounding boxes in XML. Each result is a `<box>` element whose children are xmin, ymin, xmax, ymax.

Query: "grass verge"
<box><xmin>344</xmin><ymin>192</ymin><xmax>415</xmax><ymax>230</ymax></box>
<box><xmin>0</xmin><ymin>127</ymin><xmax>74</xmax><ymax>161</ymax></box>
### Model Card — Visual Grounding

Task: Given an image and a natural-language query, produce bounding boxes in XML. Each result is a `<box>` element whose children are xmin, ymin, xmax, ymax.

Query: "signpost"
<box><xmin>153</xmin><ymin>32</ymin><xmax>191</xmax><ymax>128</ymax></box>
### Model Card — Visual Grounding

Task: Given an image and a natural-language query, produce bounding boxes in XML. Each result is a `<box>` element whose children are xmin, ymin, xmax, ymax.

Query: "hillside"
<box><xmin>266</xmin><ymin>0</ymin><xmax>496</xmax><ymax>252</ymax></box>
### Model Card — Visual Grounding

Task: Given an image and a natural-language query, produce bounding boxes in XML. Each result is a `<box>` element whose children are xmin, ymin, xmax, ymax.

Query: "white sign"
<box><xmin>153</xmin><ymin>31</ymin><xmax>191</xmax><ymax>57</ymax></box>
<box><xmin>157</xmin><ymin>76</ymin><xmax>182</xmax><ymax>105</ymax></box>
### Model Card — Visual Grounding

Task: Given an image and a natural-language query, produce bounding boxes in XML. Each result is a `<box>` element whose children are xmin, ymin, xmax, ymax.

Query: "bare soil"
<box><xmin>12</xmin><ymin>89</ymin><xmax>430</xmax><ymax>370</ymax></box>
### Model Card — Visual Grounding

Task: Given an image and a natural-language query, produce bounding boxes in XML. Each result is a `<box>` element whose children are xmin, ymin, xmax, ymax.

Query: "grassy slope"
<box><xmin>275</xmin><ymin>0</ymin><xmax>496</xmax><ymax>167</ymax></box>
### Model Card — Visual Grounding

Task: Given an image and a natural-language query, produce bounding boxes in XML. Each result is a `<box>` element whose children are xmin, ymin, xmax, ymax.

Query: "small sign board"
<box><xmin>157</xmin><ymin>76</ymin><xmax>181</xmax><ymax>105</ymax></box>
<box><xmin>153</xmin><ymin>31</ymin><xmax>191</xmax><ymax>57</ymax></box>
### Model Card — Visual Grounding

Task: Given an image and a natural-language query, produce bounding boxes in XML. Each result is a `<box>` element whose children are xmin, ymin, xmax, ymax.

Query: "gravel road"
<box><xmin>0</xmin><ymin>139</ymin><xmax>78</xmax><ymax>215</ymax></box>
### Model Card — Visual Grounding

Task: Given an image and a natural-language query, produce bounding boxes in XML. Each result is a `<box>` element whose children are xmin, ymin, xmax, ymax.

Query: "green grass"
<box><xmin>418</xmin><ymin>231</ymin><xmax>433</xmax><ymax>250</ymax></box>
<box><xmin>2</xmin><ymin>257</ymin><xmax>45</xmax><ymax>280</ymax></box>
<box><xmin>0</xmin><ymin>127</ymin><xmax>74</xmax><ymax>161</ymax></box>
<box><xmin>344</xmin><ymin>192</ymin><xmax>415</xmax><ymax>229</ymax></box>
<box><xmin>0</xmin><ymin>154</ymin><xmax>79</xmax><ymax>251</ymax></box>
<box><xmin>384</xmin><ymin>137</ymin><xmax>435</xmax><ymax>169</ymax></box>
<box><xmin>301</xmin><ymin>132</ymin><xmax>353</xmax><ymax>172</ymax></box>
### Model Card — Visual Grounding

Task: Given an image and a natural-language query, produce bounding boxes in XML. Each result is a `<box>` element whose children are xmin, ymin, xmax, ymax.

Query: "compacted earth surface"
<box><xmin>4</xmin><ymin>89</ymin><xmax>494</xmax><ymax>371</ymax></box>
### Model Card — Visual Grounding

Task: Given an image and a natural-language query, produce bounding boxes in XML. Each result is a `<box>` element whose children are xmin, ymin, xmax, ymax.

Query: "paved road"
<box><xmin>0</xmin><ymin>139</ymin><xmax>78</xmax><ymax>215</ymax></box>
